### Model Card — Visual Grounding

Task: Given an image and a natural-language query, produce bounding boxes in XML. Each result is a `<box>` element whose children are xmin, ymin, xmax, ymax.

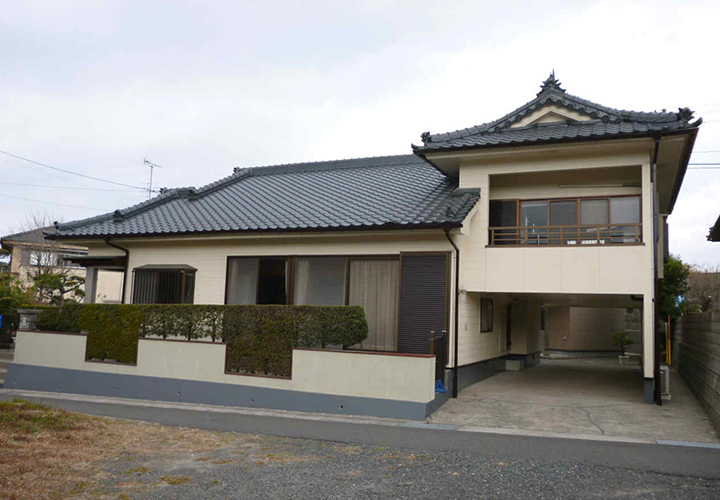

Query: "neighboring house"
<box><xmin>50</xmin><ymin>74</ymin><xmax>701</xmax><ymax>404</ymax></box>
<box><xmin>0</xmin><ymin>227</ymin><xmax>123</xmax><ymax>303</ymax></box>
<box><xmin>709</xmin><ymin>214</ymin><xmax>720</xmax><ymax>242</ymax></box>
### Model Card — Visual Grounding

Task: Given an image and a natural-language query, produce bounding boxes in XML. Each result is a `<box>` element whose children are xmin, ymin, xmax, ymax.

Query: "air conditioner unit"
<box><xmin>660</xmin><ymin>365</ymin><xmax>671</xmax><ymax>400</ymax></box>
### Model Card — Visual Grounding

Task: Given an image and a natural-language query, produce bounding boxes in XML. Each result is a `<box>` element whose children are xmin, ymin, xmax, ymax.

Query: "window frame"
<box><xmin>489</xmin><ymin>194</ymin><xmax>642</xmax><ymax>246</ymax></box>
<box><xmin>131</xmin><ymin>266</ymin><xmax>196</xmax><ymax>305</ymax></box>
<box><xmin>480</xmin><ymin>298</ymin><xmax>494</xmax><ymax>333</ymax></box>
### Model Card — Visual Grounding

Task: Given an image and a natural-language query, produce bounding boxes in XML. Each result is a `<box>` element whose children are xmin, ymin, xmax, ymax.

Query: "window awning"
<box><xmin>64</xmin><ymin>255</ymin><xmax>127</xmax><ymax>268</ymax></box>
<box><xmin>133</xmin><ymin>264</ymin><xmax>197</xmax><ymax>271</ymax></box>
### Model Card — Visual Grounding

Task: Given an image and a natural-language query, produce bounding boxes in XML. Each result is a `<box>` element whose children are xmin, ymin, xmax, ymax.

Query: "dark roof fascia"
<box><xmin>416</xmin><ymin>126</ymin><xmax>700</xmax><ymax>157</ymax></box>
<box><xmin>709</xmin><ymin>214</ymin><xmax>720</xmax><ymax>242</ymax></box>
<box><xmin>666</xmin><ymin>126</ymin><xmax>700</xmax><ymax>214</ymax></box>
<box><xmin>51</xmin><ymin>220</ymin><xmax>467</xmax><ymax>242</ymax></box>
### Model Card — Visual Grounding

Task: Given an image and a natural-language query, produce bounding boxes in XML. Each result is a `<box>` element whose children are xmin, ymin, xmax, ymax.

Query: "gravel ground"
<box><xmin>91</xmin><ymin>434</ymin><xmax>720</xmax><ymax>499</ymax></box>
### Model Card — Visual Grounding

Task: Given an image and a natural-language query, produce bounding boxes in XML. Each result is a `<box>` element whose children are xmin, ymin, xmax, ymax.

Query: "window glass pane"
<box><xmin>156</xmin><ymin>271</ymin><xmax>182</xmax><ymax>303</ymax></box>
<box><xmin>481</xmin><ymin>298</ymin><xmax>493</xmax><ymax>332</ymax></box>
<box><xmin>610</xmin><ymin>196</ymin><xmax>640</xmax><ymax>224</ymax></box>
<box><xmin>257</xmin><ymin>258</ymin><xmax>287</xmax><ymax>304</ymax></box>
<box><xmin>133</xmin><ymin>270</ymin><xmax>159</xmax><ymax>304</ymax></box>
<box><xmin>520</xmin><ymin>201</ymin><xmax>547</xmax><ymax>244</ymax></box>
<box><xmin>581</xmin><ymin>199</ymin><xmax>609</xmax><ymax>225</ymax></box>
<box><xmin>294</xmin><ymin>257</ymin><xmax>345</xmax><ymax>305</ymax></box>
<box><xmin>549</xmin><ymin>201</ymin><xmax>577</xmax><ymax>226</ymax></box>
<box><xmin>520</xmin><ymin>201</ymin><xmax>547</xmax><ymax>227</ymax></box>
<box><xmin>226</xmin><ymin>258</ymin><xmax>259</xmax><ymax>304</ymax></box>
<box><xmin>348</xmin><ymin>259</ymin><xmax>399</xmax><ymax>351</ymax></box>
<box><xmin>183</xmin><ymin>272</ymin><xmax>195</xmax><ymax>304</ymax></box>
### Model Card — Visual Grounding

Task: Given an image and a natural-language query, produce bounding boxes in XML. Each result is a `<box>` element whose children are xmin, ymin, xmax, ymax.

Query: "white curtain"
<box><xmin>294</xmin><ymin>258</ymin><xmax>311</xmax><ymax>305</ymax></box>
<box><xmin>226</xmin><ymin>258</ymin><xmax>259</xmax><ymax>304</ymax></box>
<box><xmin>348</xmin><ymin>259</ymin><xmax>399</xmax><ymax>351</ymax></box>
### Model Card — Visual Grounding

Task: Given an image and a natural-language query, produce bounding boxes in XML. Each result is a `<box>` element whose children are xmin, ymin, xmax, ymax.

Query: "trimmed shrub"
<box><xmin>27</xmin><ymin>304</ymin><xmax>368</xmax><ymax>374</ymax></box>
<box><xmin>35</xmin><ymin>303</ymin><xmax>83</xmax><ymax>333</ymax></box>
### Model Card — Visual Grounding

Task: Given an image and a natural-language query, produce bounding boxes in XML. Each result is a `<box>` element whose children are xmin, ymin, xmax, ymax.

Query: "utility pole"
<box><xmin>143</xmin><ymin>159</ymin><xmax>163</xmax><ymax>200</ymax></box>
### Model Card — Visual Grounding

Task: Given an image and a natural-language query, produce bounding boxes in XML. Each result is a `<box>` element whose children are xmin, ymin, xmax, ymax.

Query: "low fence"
<box><xmin>7</xmin><ymin>329</ymin><xmax>437</xmax><ymax>420</ymax></box>
<box><xmin>673</xmin><ymin>288</ymin><xmax>720</xmax><ymax>433</ymax></box>
<box><xmin>32</xmin><ymin>303</ymin><xmax>369</xmax><ymax>377</ymax></box>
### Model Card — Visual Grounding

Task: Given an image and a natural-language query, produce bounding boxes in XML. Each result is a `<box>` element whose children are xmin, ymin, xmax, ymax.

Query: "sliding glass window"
<box><xmin>490</xmin><ymin>195</ymin><xmax>641</xmax><ymax>246</ymax></box>
<box><xmin>294</xmin><ymin>257</ymin><xmax>346</xmax><ymax>305</ymax></box>
<box><xmin>226</xmin><ymin>257</ymin><xmax>289</xmax><ymax>305</ymax></box>
<box><xmin>347</xmin><ymin>258</ymin><xmax>399</xmax><ymax>352</ymax></box>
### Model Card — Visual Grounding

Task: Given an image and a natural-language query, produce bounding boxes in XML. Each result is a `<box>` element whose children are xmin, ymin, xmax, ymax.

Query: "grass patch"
<box><xmin>124</xmin><ymin>466</ymin><xmax>149</xmax><ymax>475</ymax></box>
<box><xmin>160</xmin><ymin>475</ymin><xmax>194</xmax><ymax>485</ymax></box>
<box><xmin>0</xmin><ymin>398</ymin><xmax>239</xmax><ymax>499</ymax></box>
<box><xmin>0</xmin><ymin>398</ymin><xmax>91</xmax><ymax>433</ymax></box>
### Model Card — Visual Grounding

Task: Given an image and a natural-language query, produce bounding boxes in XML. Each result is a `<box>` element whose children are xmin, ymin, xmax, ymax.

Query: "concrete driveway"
<box><xmin>430</xmin><ymin>357</ymin><xmax>719</xmax><ymax>443</ymax></box>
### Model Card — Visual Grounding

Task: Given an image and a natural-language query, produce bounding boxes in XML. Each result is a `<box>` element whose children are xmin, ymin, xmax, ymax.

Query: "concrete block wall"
<box><xmin>674</xmin><ymin>288</ymin><xmax>720</xmax><ymax>433</ymax></box>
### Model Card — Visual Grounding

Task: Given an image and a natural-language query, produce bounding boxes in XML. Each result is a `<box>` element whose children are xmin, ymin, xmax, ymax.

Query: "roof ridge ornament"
<box><xmin>677</xmin><ymin>107</ymin><xmax>694</xmax><ymax>123</ymax></box>
<box><xmin>421</xmin><ymin>131</ymin><xmax>432</xmax><ymax>145</ymax></box>
<box><xmin>537</xmin><ymin>70</ymin><xmax>565</xmax><ymax>96</ymax></box>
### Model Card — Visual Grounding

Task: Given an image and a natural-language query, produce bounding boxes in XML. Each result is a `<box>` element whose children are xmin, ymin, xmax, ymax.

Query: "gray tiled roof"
<box><xmin>54</xmin><ymin>155</ymin><xmax>479</xmax><ymax>239</ymax></box>
<box><xmin>413</xmin><ymin>74</ymin><xmax>701</xmax><ymax>153</ymax></box>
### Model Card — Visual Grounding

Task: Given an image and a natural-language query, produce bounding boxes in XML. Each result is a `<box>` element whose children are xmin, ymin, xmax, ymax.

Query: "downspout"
<box><xmin>104</xmin><ymin>238</ymin><xmax>130</xmax><ymax>304</ymax></box>
<box><xmin>444</xmin><ymin>228</ymin><xmax>460</xmax><ymax>399</ymax></box>
<box><xmin>651</xmin><ymin>135</ymin><xmax>662</xmax><ymax>406</ymax></box>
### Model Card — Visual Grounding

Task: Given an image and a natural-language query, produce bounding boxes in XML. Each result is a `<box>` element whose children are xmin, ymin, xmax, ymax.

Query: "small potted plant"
<box><xmin>612</xmin><ymin>331</ymin><xmax>634</xmax><ymax>366</ymax></box>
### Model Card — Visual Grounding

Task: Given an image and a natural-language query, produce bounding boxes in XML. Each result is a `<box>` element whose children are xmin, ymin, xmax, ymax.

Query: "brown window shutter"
<box><xmin>398</xmin><ymin>254</ymin><xmax>448</xmax><ymax>354</ymax></box>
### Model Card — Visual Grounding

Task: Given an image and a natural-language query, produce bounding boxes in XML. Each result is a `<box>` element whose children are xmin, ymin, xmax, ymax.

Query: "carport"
<box><xmin>430</xmin><ymin>356</ymin><xmax>718</xmax><ymax>442</ymax></box>
<box><xmin>432</xmin><ymin>291</ymin><xmax>718</xmax><ymax>442</ymax></box>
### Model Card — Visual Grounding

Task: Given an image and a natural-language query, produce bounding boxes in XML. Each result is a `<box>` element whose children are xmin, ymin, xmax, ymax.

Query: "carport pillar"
<box><xmin>642</xmin><ymin>294</ymin><xmax>655</xmax><ymax>403</ymax></box>
<box><xmin>641</xmin><ymin>153</ymin><xmax>659</xmax><ymax>404</ymax></box>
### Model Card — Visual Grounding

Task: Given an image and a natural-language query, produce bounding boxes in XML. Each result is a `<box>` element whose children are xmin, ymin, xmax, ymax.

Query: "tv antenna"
<box><xmin>143</xmin><ymin>158</ymin><xmax>163</xmax><ymax>199</ymax></box>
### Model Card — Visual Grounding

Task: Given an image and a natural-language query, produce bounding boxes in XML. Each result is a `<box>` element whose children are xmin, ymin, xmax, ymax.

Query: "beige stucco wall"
<box><xmin>85</xmin><ymin>230</ymin><xmax>469</xmax><ymax>367</ymax></box>
<box><xmin>95</xmin><ymin>270</ymin><xmax>123</xmax><ymax>303</ymax></box>
<box><xmin>73</xmin><ymin>140</ymin><xmax>659</xmax><ymax>378</ymax></box>
<box><xmin>14</xmin><ymin>331</ymin><xmax>436</xmax><ymax>403</ymax></box>
<box><xmin>432</xmin><ymin>140</ymin><xmax>657</xmax><ymax>377</ymax></box>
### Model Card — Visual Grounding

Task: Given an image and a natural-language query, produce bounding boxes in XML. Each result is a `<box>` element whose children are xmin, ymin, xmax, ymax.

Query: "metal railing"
<box><xmin>489</xmin><ymin>223</ymin><xmax>642</xmax><ymax>246</ymax></box>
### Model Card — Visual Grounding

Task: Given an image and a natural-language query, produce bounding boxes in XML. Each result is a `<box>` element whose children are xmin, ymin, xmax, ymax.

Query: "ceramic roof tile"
<box><xmin>413</xmin><ymin>73</ymin><xmax>701</xmax><ymax>153</ymax></box>
<box><xmin>55</xmin><ymin>155</ymin><xmax>479</xmax><ymax>239</ymax></box>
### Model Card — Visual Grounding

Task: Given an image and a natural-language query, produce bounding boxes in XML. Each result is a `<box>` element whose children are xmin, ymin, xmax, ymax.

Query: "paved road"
<box><xmin>3</xmin><ymin>392</ymin><xmax>720</xmax><ymax>499</ymax></box>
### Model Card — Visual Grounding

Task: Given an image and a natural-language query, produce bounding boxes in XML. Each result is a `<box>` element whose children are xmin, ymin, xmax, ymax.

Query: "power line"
<box><xmin>2</xmin><ymin>181</ymin><xmax>146</xmax><ymax>192</ymax></box>
<box><xmin>689</xmin><ymin>163</ymin><xmax>720</xmax><ymax>166</ymax></box>
<box><xmin>0</xmin><ymin>149</ymin><xmax>147</xmax><ymax>190</ymax></box>
<box><xmin>0</xmin><ymin>192</ymin><xmax>110</xmax><ymax>211</ymax></box>
<box><xmin>694</xmin><ymin>150</ymin><xmax>720</xmax><ymax>153</ymax></box>
<box><xmin>689</xmin><ymin>167</ymin><xmax>720</xmax><ymax>169</ymax></box>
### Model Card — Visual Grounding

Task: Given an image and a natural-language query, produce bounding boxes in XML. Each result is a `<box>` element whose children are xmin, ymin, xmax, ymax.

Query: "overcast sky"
<box><xmin>1</xmin><ymin>0</ymin><xmax>718</xmax><ymax>266</ymax></box>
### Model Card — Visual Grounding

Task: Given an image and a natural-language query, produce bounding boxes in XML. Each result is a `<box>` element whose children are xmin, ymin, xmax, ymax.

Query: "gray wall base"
<box><xmin>6</xmin><ymin>363</ymin><xmax>433</xmax><ymax>421</ymax></box>
<box><xmin>643</xmin><ymin>377</ymin><xmax>655</xmax><ymax>404</ymax></box>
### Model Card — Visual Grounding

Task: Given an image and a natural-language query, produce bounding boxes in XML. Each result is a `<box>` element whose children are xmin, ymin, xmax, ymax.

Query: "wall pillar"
<box><xmin>84</xmin><ymin>267</ymin><xmax>98</xmax><ymax>304</ymax></box>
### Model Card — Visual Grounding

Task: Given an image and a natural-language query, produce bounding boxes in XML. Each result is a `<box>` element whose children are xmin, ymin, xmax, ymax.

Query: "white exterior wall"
<box><xmin>430</xmin><ymin>140</ymin><xmax>657</xmax><ymax>372</ymax></box>
<box><xmin>84</xmin><ymin>231</ymin><xmax>464</xmax><ymax>369</ymax></box>
<box><xmin>13</xmin><ymin>331</ymin><xmax>435</xmax><ymax>403</ymax></box>
<box><xmin>75</xmin><ymin>140</ymin><xmax>659</xmax><ymax>376</ymax></box>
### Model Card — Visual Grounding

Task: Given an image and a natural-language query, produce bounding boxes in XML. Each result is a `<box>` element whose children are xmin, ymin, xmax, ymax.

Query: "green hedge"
<box><xmin>33</xmin><ymin>304</ymin><xmax>368</xmax><ymax>374</ymax></box>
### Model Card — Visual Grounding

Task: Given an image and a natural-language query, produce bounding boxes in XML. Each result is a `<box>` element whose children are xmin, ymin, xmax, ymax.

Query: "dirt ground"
<box><xmin>0</xmin><ymin>398</ymin><xmax>242</xmax><ymax>499</ymax></box>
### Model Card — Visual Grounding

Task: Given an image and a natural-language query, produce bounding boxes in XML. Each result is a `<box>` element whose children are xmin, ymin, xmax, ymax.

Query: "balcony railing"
<box><xmin>489</xmin><ymin>224</ymin><xmax>642</xmax><ymax>246</ymax></box>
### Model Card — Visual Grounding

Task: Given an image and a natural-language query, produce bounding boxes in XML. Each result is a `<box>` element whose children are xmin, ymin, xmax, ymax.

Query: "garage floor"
<box><xmin>429</xmin><ymin>357</ymin><xmax>719</xmax><ymax>443</ymax></box>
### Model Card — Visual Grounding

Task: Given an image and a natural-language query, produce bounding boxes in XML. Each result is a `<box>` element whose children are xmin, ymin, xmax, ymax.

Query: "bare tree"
<box><xmin>18</xmin><ymin>212</ymin><xmax>85</xmax><ymax>305</ymax></box>
<box><xmin>686</xmin><ymin>264</ymin><xmax>720</xmax><ymax>313</ymax></box>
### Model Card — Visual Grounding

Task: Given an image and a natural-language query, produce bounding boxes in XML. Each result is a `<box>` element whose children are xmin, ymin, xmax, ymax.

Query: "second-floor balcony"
<box><xmin>489</xmin><ymin>223</ymin><xmax>642</xmax><ymax>246</ymax></box>
<box><xmin>488</xmin><ymin>195</ymin><xmax>642</xmax><ymax>247</ymax></box>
